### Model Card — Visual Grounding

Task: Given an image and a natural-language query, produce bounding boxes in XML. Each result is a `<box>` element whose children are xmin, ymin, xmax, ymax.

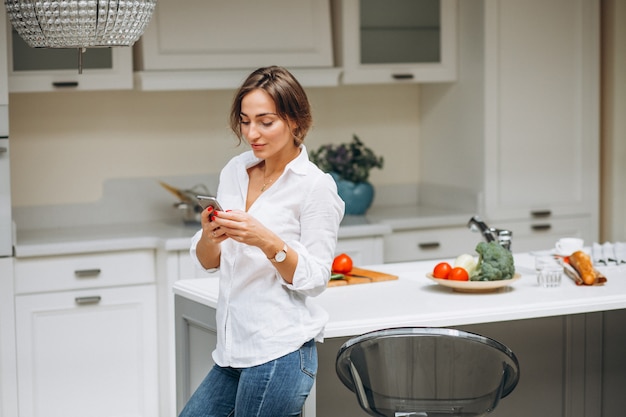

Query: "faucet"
<box><xmin>468</xmin><ymin>216</ymin><xmax>513</xmax><ymax>250</ymax></box>
<box><xmin>467</xmin><ymin>216</ymin><xmax>496</xmax><ymax>242</ymax></box>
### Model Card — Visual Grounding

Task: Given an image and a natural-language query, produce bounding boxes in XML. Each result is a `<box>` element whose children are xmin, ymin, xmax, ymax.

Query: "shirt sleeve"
<box><xmin>285</xmin><ymin>173</ymin><xmax>345</xmax><ymax>296</ymax></box>
<box><xmin>189</xmin><ymin>229</ymin><xmax>220</xmax><ymax>273</ymax></box>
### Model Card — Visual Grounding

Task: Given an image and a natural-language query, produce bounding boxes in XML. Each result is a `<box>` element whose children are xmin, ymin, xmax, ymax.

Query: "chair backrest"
<box><xmin>335</xmin><ymin>327</ymin><xmax>520</xmax><ymax>417</ymax></box>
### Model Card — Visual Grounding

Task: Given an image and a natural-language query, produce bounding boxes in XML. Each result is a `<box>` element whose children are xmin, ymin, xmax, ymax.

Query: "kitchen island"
<box><xmin>173</xmin><ymin>253</ymin><xmax>626</xmax><ymax>417</ymax></box>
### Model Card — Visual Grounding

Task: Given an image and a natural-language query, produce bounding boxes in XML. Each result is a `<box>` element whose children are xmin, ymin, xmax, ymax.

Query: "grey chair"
<box><xmin>336</xmin><ymin>327</ymin><xmax>520</xmax><ymax>417</ymax></box>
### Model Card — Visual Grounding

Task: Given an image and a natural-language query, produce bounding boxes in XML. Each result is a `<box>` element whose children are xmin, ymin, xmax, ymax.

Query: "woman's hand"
<box><xmin>195</xmin><ymin>206</ymin><xmax>225</xmax><ymax>270</ymax></box>
<box><xmin>212</xmin><ymin>209</ymin><xmax>297</xmax><ymax>283</ymax></box>
<box><xmin>201</xmin><ymin>206</ymin><xmax>228</xmax><ymax>244</ymax></box>
<box><xmin>211</xmin><ymin>209</ymin><xmax>272</xmax><ymax>251</ymax></box>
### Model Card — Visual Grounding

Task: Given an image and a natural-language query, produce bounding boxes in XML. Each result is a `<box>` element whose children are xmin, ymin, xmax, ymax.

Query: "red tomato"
<box><xmin>448</xmin><ymin>267</ymin><xmax>469</xmax><ymax>281</ymax></box>
<box><xmin>332</xmin><ymin>253</ymin><xmax>353</xmax><ymax>274</ymax></box>
<box><xmin>433</xmin><ymin>262</ymin><xmax>452</xmax><ymax>279</ymax></box>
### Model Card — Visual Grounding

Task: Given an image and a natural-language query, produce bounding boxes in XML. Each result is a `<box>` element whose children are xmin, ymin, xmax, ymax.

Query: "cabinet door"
<box><xmin>15</xmin><ymin>285</ymin><xmax>159</xmax><ymax>417</ymax></box>
<box><xmin>135</xmin><ymin>0</ymin><xmax>333</xmax><ymax>71</ymax></box>
<box><xmin>4</xmin><ymin>12</ymin><xmax>133</xmax><ymax>92</ymax></box>
<box><xmin>174</xmin><ymin>296</ymin><xmax>217</xmax><ymax>414</ymax></box>
<box><xmin>336</xmin><ymin>236</ymin><xmax>384</xmax><ymax>265</ymax></box>
<box><xmin>0</xmin><ymin>258</ymin><xmax>17</xmax><ymax>417</ymax></box>
<box><xmin>384</xmin><ymin>226</ymin><xmax>479</xmax><ymax>263</ymax></box>
<box><xmin>483</xmin><ymin>0</ymin><xmax>599</xmax><ymax>220</ymax></box>
<box><xmin>489</xmin><ymin>216</ymin><xmax>593</xmax><ymax>253</ymax></box>
<box><xmin>336</xmin><ymin>0</ymin><xmax>457</xmax><ymax>84</ymax></box>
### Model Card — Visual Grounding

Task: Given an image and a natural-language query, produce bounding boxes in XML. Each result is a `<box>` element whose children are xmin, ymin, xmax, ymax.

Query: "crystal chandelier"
<box><xmin>4</xmin><ymin>0</ymin><xmax>157</xmax><ymax>70</ymax></box>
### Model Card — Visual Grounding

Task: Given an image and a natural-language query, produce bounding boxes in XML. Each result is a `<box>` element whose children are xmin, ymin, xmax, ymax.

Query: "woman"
<box><xmin>180</xmin><ymin>66</ymin><xmax>344</xmax><ymax>417</ymax></box>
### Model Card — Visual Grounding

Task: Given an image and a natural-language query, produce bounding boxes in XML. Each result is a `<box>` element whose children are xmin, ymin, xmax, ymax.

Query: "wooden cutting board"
<box><xmin>328</xmin><ymin>267</ymin><xmax>398</xmax><ymax>287</ymax></box>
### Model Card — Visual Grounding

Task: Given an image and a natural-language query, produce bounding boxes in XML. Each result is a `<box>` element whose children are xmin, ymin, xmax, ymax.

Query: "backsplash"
<box><xmin>13</xmin><ymin>174</ymin><xmax>478</xmax><ymax>231</ymax></box>
<box><xmin>8</xmin><ymin>85</ymin><xmax>421</xmax><ymax>207</ymax></box>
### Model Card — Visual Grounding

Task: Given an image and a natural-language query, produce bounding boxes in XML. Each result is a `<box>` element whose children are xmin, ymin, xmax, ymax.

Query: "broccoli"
<box><xmin>473</xmin><ymin>241</ymin><xmax>515</xmax><ymax>281</ymax></box>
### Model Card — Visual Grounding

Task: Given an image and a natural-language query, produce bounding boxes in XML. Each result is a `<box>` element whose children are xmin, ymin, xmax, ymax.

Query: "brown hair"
<box><xmin>229</xmin><ymin>66</ymin><xmax>312</xmax><ymax>146</ymax></box>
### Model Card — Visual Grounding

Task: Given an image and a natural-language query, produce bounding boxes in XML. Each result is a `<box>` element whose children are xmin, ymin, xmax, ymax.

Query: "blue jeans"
<box><xmin>179</xmin><ymin>339</ymin><xmax>317</xmax><ymax>417</ymax></box>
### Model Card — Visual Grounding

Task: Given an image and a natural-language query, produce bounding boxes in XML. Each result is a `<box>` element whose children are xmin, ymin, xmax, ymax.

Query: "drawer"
<box><xmin>336</xmin><ymin>236</ymin><xmax>384</xmax><ymax>266</ymax></box>
<box><xmin>384</xmin><ymin>227</ymin><xmax>480</xmax><ymax>263</ymax></box>
<box><xmin>15</xmin><ymin>250</ymin><xmax>155</xmax><ymax>294</ymax></box>
<box><xmin>488</xmin><ymin>216</ymin><xmax>594</xmax><ymax>253</ymax></box>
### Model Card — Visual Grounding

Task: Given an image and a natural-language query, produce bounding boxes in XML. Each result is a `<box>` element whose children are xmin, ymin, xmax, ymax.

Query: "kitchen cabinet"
<box><xmin>490</xmin><ymin>216</ymin><xmax>593</xmax><ymax>253</ymax></box>
<box><xmin>419</xmin><ymin>0</ymin><xmax>600</xmax><ymax>245</ymax></box>
<box><xmin>174</xmin><ymin>294</ymin><xmax>217</xmax><ymax>414</ymax></box>
<box><xmin>335</xmin><ymin>235</ymin><xmax>384</xmax><ymax>265</ymax></box>
<box><xmin>13</xmin><ymin>250</ymin><xmax>158</xmax><ymax>417</ymax></box>
<box><xmin>333</xmin><ymin>0</ymin><xmax>457</xmax><ymax>84</ymax></box>
<box><xmin>384</xmin><ymin>225</ymin><xmax>479</xmax><ymax>263</ymax></box>
<box><xmin>134</xmin><ymin>0</ymin><xmax>339</xmax><ymax>90</ymax></box>
<box><xmin>0</xmin><ymin>258</ymin><xmax>17</xmax><ymax>417</ymax></box>
<box><xmin>156</xmin><ymin>248</ymin><xmax>216</xmax><ymax>417</ymax></box>
<box><xmin>3</xmin><ymin>11</ymin><xmax>133</xmax><ymax>92</ymax></box>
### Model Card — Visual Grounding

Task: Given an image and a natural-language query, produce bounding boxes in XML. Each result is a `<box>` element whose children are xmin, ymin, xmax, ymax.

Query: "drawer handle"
<box><xmin>74</xmin><ymin>268</ymin><xmax>101</xmax><ymax>278</ymax></box>
<box><xmin>75</xmin><ymin>296</ymin><xmax>101</xmax><ymax>305</ymax></box>
<box><xmin>418</xmin><ymin>242</ymin><xmax>441</xmax><ymax>250</ymax></box>
<box><xmin>531</xmin><ymin>224</ymin><xmax>552</xmax><ymax>231</ymax></box>
<box><xmin>531</xmin><ymin>210</ymin><xmax>552</xmax><ymax>218</ymax></box>
<box><xmin>52</xmin><ymin>81</ymin><xmax>79</xmax><ymax>88</ymax></box>
<box><xmin>392</xmin><ymin>73</ymin><xmax>414</xmax><ymax>80</ymax></box>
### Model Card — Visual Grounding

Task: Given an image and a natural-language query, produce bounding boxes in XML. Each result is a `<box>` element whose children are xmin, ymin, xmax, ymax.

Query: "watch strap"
<box><xmin>269</xmin><ymin>243</ymin><xmax>288</xmax><ymax>263</ymax></box>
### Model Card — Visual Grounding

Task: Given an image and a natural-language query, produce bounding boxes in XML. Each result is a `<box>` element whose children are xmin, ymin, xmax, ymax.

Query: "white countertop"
<box><xmin>173</xmin><ymin>253</ymin><xmax>626</xmax><ymax>338</ymax></box>
<box><xmin>13</xmin><ymin>219</ymin><xmax>394</xmax><ymax>257</ymax></box>
<box><xmin>13</xmin><ymin>203</ymin><xmax>475</xmax><ymax>257</ymax></box>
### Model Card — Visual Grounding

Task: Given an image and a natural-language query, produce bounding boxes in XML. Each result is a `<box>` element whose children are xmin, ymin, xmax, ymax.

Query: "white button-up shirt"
<box><xmin>190</xmin><ymin>146</ymin><xmax>344</xmax><ymax>367</ymax></box>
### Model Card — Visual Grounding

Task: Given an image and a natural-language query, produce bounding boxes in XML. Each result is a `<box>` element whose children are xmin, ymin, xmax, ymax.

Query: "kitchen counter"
<box><xmin>172</xmin><ymin>253</ymin><xmax>626</xmax><ymax>417</ymax></box>
<box><xmin>13</xmin><ymin>203</ymin><xmax>476</xmax><ymax>257</ymax></box>
<box><xmin>173</xmin><ymin>253</ymin><xmax>626</xmax><ymax>337</ymax></box>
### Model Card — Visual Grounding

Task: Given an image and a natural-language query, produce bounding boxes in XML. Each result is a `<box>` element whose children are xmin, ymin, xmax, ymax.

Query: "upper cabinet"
<box><xmin>136</xmin><ymin>0</ymin><xmax>332</xmax><ymax>70</ymax></box>
<box><xmin>0</xmin><ymin>11</ymin><xmax>7</xmax><ymax>106</ymax></box>
<box><xmin>134</xmin><ymin>0</ymin><xmax>339</xmax><ymax>90</ymax></box>
<box><xmin>419</xmin><ymin>0</ymin><xmax>600</xmax><ymax>243</ymax></box>
<box><xmin>334</xmin><ymin>0</ymin><xmax>458</xmax><ymax>84</ymax></box>
<box><xmin>2</xmin><ymin>15</ymin><xmax>133</xmax><ymax>92</ymax></box>
<box><xmin>2</xmin><ymin>9</ymin><xmax>133</xmax><ymax>93</ymax></box>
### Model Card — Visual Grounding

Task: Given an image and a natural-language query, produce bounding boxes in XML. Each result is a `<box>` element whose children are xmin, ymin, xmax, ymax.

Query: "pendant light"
<box><xmin>4</xmin><ymin>0</ymin><xmax>157</xmax><ymax>72</ymax></box>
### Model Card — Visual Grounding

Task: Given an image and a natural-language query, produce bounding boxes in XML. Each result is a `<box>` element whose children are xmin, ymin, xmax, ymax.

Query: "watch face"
<box><xmin>275</xmin><ymin>250</ymin><xmax>287</xmax><ymax>262</ymax></box>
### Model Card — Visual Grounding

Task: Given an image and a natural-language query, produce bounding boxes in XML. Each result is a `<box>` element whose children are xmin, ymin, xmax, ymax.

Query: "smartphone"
<box><xmin>196</xmin><ymin>195</ymin><xmax>223</xmax><ymax>221</ymax></box>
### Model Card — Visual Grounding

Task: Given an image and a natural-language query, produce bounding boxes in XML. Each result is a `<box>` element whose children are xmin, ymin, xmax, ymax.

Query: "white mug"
<box><xmin>555</xmin><ymin>237</ymin><xmax>584</xmax><ymax>255</ymax></box>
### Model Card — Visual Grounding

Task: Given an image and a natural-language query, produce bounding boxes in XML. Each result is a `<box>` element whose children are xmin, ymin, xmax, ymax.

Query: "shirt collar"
<box><xmin>240</xmin><ymin>145</ymin><xmax>311</xmax><ymax>176</ymax></box>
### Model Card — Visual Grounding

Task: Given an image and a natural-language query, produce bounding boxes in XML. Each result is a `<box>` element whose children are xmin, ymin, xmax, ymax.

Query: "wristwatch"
<box><xmin>269</xmin><ymin>243</ymin><xmax>288</xmax><ymax>263</ymax></box>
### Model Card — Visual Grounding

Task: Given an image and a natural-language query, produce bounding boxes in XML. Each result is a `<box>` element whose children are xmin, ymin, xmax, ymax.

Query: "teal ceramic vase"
<box><xmin>331</xmin><ymin>172</ymin><xmax>375</xmax><ymax>215</ymax></box>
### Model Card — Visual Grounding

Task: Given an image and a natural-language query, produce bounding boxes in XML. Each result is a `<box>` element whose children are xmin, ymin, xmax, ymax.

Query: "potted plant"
<box><xmin>310</xmin><ymin>135</ymin><xmax>384</xmax><ymax>215</ymax></box>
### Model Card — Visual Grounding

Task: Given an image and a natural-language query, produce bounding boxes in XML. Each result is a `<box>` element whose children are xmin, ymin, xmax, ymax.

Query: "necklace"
<box><xmin>261</xmin><ymin>164</ymin><xmax>280</xmax><ymax>192</ymax></box>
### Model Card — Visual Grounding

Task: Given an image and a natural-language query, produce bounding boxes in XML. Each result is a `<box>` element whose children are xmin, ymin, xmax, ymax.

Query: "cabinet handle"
<box><xmin>418</xmin><ymin>242</ymin><xmax>440</xmax><ymax>250</ymax></box>
<box><xmin>74</xmin><ymin>268</ymin><xmax>101</xmax><ymax>278</ymax></box>
<box><xmin>531</xmin><ymin>224</ymin><xmax>552</xmax><ymax>231</ymax></box>
<box><xmin>392</xmin><ymin>73</ymin><xmax>414</xmax><ymax>80</ymax></box>
<box><xmin>0</xmin><ymin>147</ymin><xmax>7</xmax><ymax>154</ymax></box>
<box><xmin>52</xmin><ymin>81</ymin><xmax>79</xmax><ymax>88</ymax></box>
<box><xmin>75</xmin><ymin>296</ymin><xmax>101</xmax><ymax>305</ymax></box>
<box><xmin>531</xmin><ymin>210</ymin><xmax>552</xmax><ymax>218</ymax></box>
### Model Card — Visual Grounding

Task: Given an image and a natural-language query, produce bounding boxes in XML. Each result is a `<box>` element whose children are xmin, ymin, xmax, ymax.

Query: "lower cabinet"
<box><xmin>174</xmin><ymin>295</ymin><xmax>217</xmax><ymax>414</ymax></box>
<box><xmin>487</xmin><ymin>216</ymin><xmax>594</xmax><ymax>253</ymax></box>
<box><xmin>384</xmin><ymin>226</ymin><xmax>480</xmax><ymax>263</ymax></box>
<box><xmin>335</xmin><ymin>236</ymin><xmax>384</xmax><ymax>265</ymax></box>
<box><xmin>14</xmin><ymin>250</ymin><xmax>159</xmax><ymax>417</ymax></box>
<box><xmin>15</xmin><ymin>285</ymin><xmax>159</xmax><ymax>417</ymax></box>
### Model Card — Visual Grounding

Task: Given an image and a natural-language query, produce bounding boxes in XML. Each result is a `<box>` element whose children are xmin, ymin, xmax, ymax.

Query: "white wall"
<box><xmin>600</xmin><ymin>0</ymin><xmax>626</xmax><ymax>241</ymax></box>
<box><xmin>8</xmin><ymin>84</ymin><xmax>420</xmax><ymax>207</ymax></box>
